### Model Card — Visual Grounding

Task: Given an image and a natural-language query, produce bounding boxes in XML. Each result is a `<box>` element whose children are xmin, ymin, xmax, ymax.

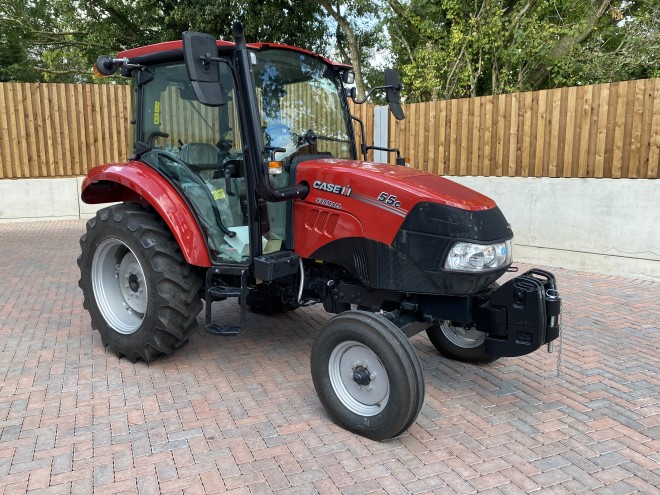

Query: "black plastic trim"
<box><xmin>311</xmin><ymin>237</ymin><xmax>507</xmax><ymax>296</ymax></box>
<box><xmin>400</xmin><ymin>203</ymin><xmax>512</xmax><ymax>240</ymax></box>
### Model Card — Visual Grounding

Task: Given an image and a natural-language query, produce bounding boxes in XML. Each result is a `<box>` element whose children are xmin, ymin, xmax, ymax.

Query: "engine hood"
<box><xmin>295</xmin><ymin>158</ymin><xmax>496</xmax><ymax>211</ymax></box>
<box><xmin>293</xmin><ymin>158</ymin><xmax>502</xmax><ymax>251</ymax></box>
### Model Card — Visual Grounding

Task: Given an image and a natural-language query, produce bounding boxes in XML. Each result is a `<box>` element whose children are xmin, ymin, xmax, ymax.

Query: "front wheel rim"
<box><xmin>328</xmin><ymin>340</ymin><xmax>389</xmax><ymax>416</ymax></box>
<box><xmin>91</xmin><ymin>238</ymin><xmax>147</xmax><ymax>335</ymax></box>
<box><xmin>439</xmin><ymin>321</ymin><xmax>485</xmax><ymax>349</ymax></box>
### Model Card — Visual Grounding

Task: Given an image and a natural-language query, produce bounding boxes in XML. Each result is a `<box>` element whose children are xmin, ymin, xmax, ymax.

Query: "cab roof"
<box><xmin>118</xmin><ymin>39</ymin><xmax>352</xmax><ymax>70</ymax></box>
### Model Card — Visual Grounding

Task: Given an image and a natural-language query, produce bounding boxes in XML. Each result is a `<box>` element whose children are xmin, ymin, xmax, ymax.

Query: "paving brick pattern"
<box><xmin>0</xmin><ymin>219</ymin><xmax>658</xmax><ymax>494</ymax></box>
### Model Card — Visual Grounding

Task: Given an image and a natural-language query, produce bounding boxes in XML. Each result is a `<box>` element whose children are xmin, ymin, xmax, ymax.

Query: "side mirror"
<box><xmin>94</xmin><ymin>55</ymin><xmax>119</xmax><ymax>77</ymax></box>
<box><xmin>342</xmin><ymin>71</ymin><xmax>355</xmax><ymax>85</ymax></box>
<box><xmin>182</xmin><ymin>31</ymin><xmax>227</xmax><ymax>107</ymax></box>
<box><xmin>384</xmin><ymin>69</ymin><xmax>405</xmax><ymax>121</ymax></box>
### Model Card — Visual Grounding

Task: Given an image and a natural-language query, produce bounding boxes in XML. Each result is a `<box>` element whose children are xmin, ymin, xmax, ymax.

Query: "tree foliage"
<box><xmin>318</xmin><ymin>0</ymin><xmax>389</xmax><ymax>97</ymax></box>
<box><xmin>1</xmin><ymin>0</ymin><xmax>657</xmax><ymax>101</ymax></box>
<box><xmin>387</xmin><ymin>0</ymin><xmax>660</xmax><ymax>101</ymax></box>
<box><xmin>0</xmin><ymin>0</ymin><xmax>329</xmax><ymax>82</ymax></box>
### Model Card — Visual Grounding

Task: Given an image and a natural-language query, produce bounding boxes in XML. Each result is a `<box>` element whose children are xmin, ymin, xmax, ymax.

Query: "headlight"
<box><xmin>444</xmin><ymin>240</ymin><xmax>513</xmax><ymax>272</ymax></box>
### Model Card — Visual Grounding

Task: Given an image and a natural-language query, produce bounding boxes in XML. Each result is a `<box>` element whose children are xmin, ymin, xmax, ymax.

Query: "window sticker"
<box><xmin>212</xmin><ymin>188</ymin><xmax>226</xmax><ymax>201</ymax></box>
<box><xmin>154</xmin><ymin>101</ymin><xmax>160</xmax><ymax>125</ymax></box>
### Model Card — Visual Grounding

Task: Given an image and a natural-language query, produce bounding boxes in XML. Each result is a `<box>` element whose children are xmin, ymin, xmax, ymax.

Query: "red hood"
<box><xmin>296</xmin><ymin>159</ymin><xmax>496</xmax><ymax>211</ymax></box>
<box><xmin>293</xmin><ymin>158</ymin><xmax>498</xmax><ymax>253</ymax></box>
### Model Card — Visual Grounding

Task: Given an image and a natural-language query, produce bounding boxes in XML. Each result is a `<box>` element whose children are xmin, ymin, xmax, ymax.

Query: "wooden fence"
<box><xmin>390</xmin><ymin>78</ymin><xmax>660</xmax><ymax>179</ymax></box>
<box><xmin>1</xmin><ymin>78</ymin><xmax>658</xmax><ymax>179</ymax></box>
<box><xmin>0</xmin><ymin>83</ymin><xmax>131</xmax><ymax>179</ymax></box>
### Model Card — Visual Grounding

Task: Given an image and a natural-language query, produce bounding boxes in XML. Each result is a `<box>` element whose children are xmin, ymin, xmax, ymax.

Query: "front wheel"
<box><xmin>78</xmin><ymin>204</ymin><xmax>203</xmax><ymax>362</ymax></box>
<box><xmin>311</xmin><ymin>311</ymin><xmax>425</xmax><ymax>441</ymax></box>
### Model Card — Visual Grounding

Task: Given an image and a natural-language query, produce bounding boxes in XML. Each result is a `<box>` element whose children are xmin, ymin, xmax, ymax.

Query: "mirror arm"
<box><xmin>351</xmin><ymin>84</ymin><xmax>401</xmax><ymax>104</ymax></box>
<box><xmin>199</xmin><ymin>54</ymin><xmax>224</xmax><ymax>64</ymax></box>
<box><xmin>114</xmin><ymin>58</ymin><xmax>144</xmax><ymax>70</ymax></box>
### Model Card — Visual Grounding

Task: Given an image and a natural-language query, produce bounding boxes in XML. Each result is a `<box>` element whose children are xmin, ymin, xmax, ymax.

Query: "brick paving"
<box><xmin>0</xmin><ymin>219</ymin><xmax>658</xmax><ymax>494</ymax></box>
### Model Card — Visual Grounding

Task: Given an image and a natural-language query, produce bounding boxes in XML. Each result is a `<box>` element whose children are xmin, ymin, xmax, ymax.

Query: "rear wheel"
<box><xmin>311</xmin><ymin>311</ymin><xmax>425</xmax><ymax>441</ymax></box>
<box><xmin>426</xmin><ymin>321</ymin><xmax>498</xmax><ymax>364</ymax></box>
<box><xmin>78</xmin><ymin>204</ymin><xmax>203</xmax><ymax>362</ymax></box>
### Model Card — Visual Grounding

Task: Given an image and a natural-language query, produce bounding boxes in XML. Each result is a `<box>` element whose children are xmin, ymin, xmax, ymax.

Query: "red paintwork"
<box><xmin>294</xmin><ymin>203</ymin><xmax>364</xmax><ymax>259</ymax></box>
<box><xmin>81</xmin><ymin>161</ymin><xmax>211</xmax><ymax>267</ymax></box>
<box><xmin>293</xmin><ymin>159</ymin><xmax>497</xmax><ymax>258</ymax></box>
<box><xmin>118</xmin><ymin>40</ymin><xmax>351</xmax><ymax>70</ymax></box>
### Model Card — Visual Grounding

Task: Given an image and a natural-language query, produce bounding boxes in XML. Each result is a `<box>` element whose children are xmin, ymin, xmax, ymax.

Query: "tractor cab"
<box><xmin>112</xmin><ymin>32</ymin><xmax>360</xmax><ymax>266</ymax></box>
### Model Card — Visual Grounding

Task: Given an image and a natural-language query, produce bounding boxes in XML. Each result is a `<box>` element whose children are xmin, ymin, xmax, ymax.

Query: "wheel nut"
<box><xmin>370</xmin><ymin>373</ymin><xmax>376</xmax><ymax>380</ymax></box>
<box><xmin>366</xmin><ymin>385</ymin><xmax>373</xmax><ymax>391</ymax></box>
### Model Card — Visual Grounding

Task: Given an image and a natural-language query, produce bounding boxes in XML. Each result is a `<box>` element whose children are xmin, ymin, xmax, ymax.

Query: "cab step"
<box><xmin>204</xmin><ymin>266</ymin><xmax>248</xmax><ymax>336</ymax></box>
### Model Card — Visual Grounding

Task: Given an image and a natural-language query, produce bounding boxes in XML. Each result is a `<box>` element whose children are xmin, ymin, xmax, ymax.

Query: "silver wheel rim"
<box><xmin>439</xmin><ymin>321</ymin><xmax>485</xmax><ymax>349</ymax></box>
<box><xmin>92</xmin><ymin>238</ymin><xmax>147</xmax><ymax>334</ymax></box>
<box><xmin>328</xmin><ymin>340</ymin><xmax>389</xmax><ymax>416</ymax></box>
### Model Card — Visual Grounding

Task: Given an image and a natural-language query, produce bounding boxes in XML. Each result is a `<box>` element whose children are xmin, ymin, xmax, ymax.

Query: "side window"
<box><xmin>139</xmin><ymin>62</ymin><xmax>250</xmax><ymax>264</ymax></box>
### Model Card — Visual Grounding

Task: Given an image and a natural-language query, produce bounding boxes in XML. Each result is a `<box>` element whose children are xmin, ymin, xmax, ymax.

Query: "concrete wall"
<box><xmin>1</xmin><ymin>176</ymin><xmax>657</xmax><ymax>281</ymax></box>
<box><xmin>0</xmin><ymin>177</ymin><xmax>103</xmax><ymax>221</ymax></box>
<box><xmin>451</xmin><ymin>177</ymin><xmax>659</xmax><ymax>281</ymax></box>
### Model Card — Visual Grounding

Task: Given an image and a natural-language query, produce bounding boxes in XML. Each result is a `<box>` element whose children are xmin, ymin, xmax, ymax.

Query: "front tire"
<box><xmin>311</xmin><ymin>311</ymin><xmax>425</xmax><ymax>441</ymax></box>
<box><xmin>78</xmin><ymin>204</ymin><xmax>203</xmax><ymax>362</ymax></box>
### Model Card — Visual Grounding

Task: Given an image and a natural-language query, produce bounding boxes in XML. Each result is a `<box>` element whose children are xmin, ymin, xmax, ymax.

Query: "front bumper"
<box><xmin>477</xmin><ymin>269</ymin><xmax>561</xmax><ymax>357</ymax></box>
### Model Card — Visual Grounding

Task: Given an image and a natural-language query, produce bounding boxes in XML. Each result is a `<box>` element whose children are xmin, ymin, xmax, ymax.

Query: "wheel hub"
<box><xmin>91</xmin><ymin>238</ymin><xmax>148</xmax><ymax>335</ymax></box>
<box><xmin>328</xmin><ymin>341</ymin><xmax>389</xmax><ymax>416</ymax></box>
<box><xmin>128</xmin><ymin>273</ymin><xmax>140</xmax><ymax>292</ymax></box>
<box><xmin>352</xmin><ymin>365</ymin><xmax>371</xmax><ymax>386</ymax></box>
<box><xmin>118</xmin><ymin>252</ymin><xmax>147</xmax><ymax>314</ymax></box>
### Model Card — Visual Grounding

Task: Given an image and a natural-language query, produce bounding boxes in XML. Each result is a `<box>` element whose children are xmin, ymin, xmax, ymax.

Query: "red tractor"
<box><xmin>78</xmin><ymin>23</ymin><xmax>561</xmax><ymax>440</ymax></box>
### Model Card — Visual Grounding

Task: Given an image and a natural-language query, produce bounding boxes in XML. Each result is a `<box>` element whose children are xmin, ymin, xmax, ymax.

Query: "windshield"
<box><xmin>254</xmin><ymin>49</ymin><xmax>354</xmax><ymax>161</ymax></box>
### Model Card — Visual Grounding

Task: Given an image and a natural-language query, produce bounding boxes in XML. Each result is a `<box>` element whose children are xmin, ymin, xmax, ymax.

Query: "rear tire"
<box><xmin>78</xmin><ymin>204</ymin><xmax>203</xmax><ymax>362</ymax></box>
<box><xmin>311</xmin><ymin>310</ymin><xmax>425</xmax><ymax>441</ymax></box>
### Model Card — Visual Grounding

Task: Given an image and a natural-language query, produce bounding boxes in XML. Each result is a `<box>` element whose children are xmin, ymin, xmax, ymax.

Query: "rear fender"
<box><xmin>81</xmin><ymin>161</ymin><xmax>211</xmax><ymax>267</ymax></box>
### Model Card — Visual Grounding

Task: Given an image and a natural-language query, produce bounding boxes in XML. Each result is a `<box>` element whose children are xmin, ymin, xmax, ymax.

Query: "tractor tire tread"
<box><xmin>78</xmin><ymin>204</ymin><xmax>203</xmax><ymax>362</ymax></box>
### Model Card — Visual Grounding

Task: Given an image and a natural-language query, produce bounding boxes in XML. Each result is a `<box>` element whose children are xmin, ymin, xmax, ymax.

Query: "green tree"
<box><xmin>0</xmin><ymin>0</ymin><xmax>57</xmax><ymax>81</ymax></box>
<box><xmin>319</xmin><ymin>0</ymin><xmax>389</xmax><ymax>98</ymax></box>
<box><xmin>0</xmin><ymin>0</ymin><xmax>330</xmax><ymax>83</ymax></box>
<box><xmin>386</xmin><ymin>0</ymin><xmax>660</xmax><ymax>101</ymax></box>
